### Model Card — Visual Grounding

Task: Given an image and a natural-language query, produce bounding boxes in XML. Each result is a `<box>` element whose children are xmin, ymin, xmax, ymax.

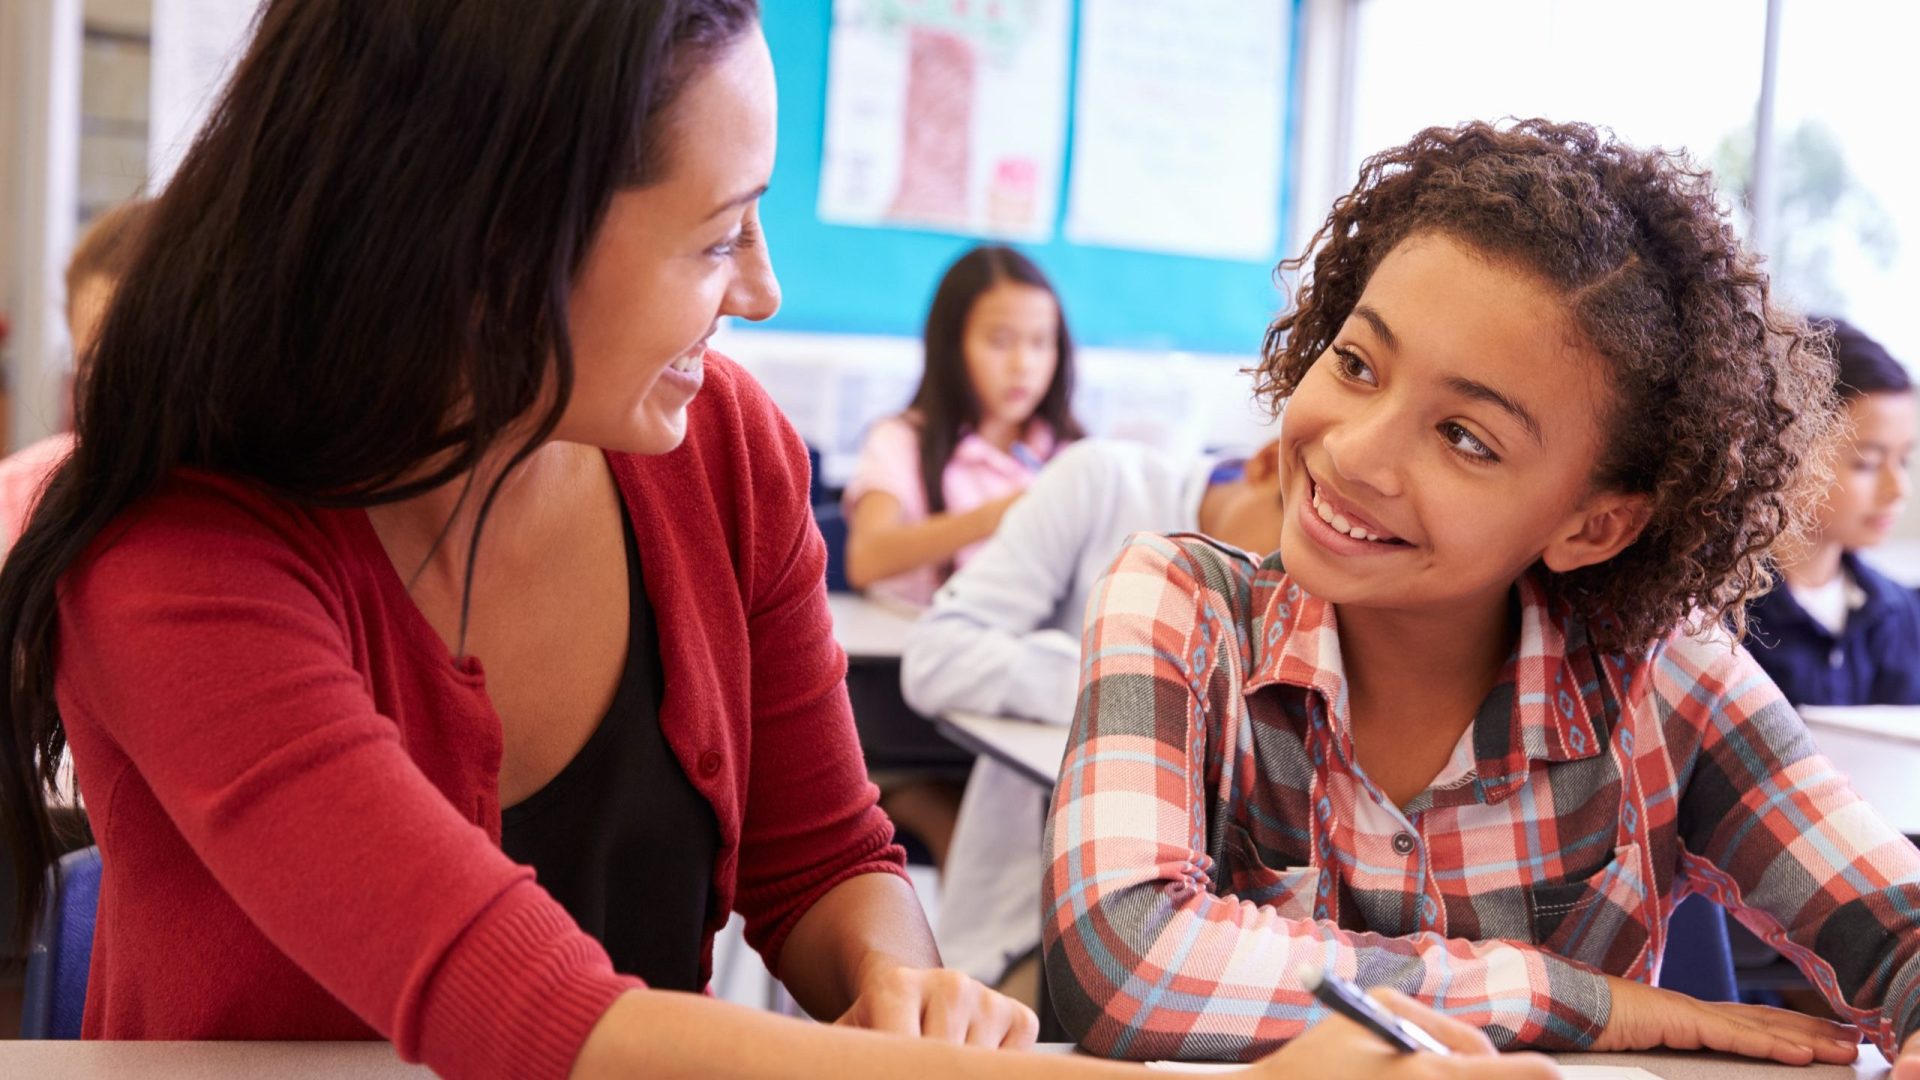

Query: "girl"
<box><xmin>843</xmin><ymin>244</ymin><xmax>1084</xmax><ymax>609</ymax></box>
<box><xmin>1043</xmin><ymin>119</ymin><xmax>1920</xmax><ymax>1077</ymax></box>
<box><xmin>0</xmin><ymin>3</ymin><xmax>1549</xmax><ymax>1078</ymax></box>
<box><xmin>1745</xmin><ymin>318</ymin><xmax>1920</xmax><ymax>705</ymax></box>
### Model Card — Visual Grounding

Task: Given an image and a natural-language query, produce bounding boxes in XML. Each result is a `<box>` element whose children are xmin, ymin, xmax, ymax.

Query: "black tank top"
<box><xmin>501</xmin><ymin>510</ymin><xmax>717</xmax><ymax>990</ymax></box>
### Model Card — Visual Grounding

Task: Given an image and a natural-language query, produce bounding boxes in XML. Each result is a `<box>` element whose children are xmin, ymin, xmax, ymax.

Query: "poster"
<box><xmin>818</xmin><ymin>0</ymin><xmax>1072</xmax><ymax>241</ymax></box>
<box><xmin>148</xmin><ymin>0</ymin><xmax>261</xmax><ymax>188</ymax></box>
<box><xmin>1064</xmin><ymin>0</ymin><xmax>1287</xmax><ymax>261</ymax></box>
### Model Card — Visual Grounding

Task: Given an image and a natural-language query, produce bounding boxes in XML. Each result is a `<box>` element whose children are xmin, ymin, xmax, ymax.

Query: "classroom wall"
<box><xmin>749</xmin><ymin>1</ymin><xmax>1301</xmax><ymax>357</ymax></box>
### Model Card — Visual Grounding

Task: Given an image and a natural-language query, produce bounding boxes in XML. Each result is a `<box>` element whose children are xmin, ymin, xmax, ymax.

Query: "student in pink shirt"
<box><xmin>841</xmin><ymin>245</ymin><xmax>1084</xmax><ymax>867</ymax></box>
<box><xmin>0</xmin><ymin>199</ymin><xmax>150</xmax><ymax>549</ymax></box>
<box><xmin>843</xmin><ymin>245</ymin><xmax>1084</xmax><ymax>610</ymax></box>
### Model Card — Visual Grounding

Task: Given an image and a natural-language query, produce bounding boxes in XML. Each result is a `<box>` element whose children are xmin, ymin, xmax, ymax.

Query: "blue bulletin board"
<box><xmin>753</xmin><ymin>1</ymin><xmax>1304</xmax><ymax>356</ymax></box>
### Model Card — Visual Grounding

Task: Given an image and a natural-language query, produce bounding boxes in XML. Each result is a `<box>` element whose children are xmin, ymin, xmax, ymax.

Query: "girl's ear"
<box><xmin>1541</xmin><ymin>492</ymin><xmax>1651</xmax><ymax>573</ymax></box>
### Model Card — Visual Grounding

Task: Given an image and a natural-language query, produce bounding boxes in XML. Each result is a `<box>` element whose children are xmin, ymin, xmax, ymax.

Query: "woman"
<box><xmin>0</xmin><ymin>3</ymin><xmax>1554</xmax><ymax>1078</ymax></box>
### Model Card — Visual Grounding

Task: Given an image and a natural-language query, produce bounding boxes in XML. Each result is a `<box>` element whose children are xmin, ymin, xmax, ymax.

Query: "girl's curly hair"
<box><xmin>1257</xmin><ymin>119</ymin><xmax>1838</xmax><ymax>654</ymax></box>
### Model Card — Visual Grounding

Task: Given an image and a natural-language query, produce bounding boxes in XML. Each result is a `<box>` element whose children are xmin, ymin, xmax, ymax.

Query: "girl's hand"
<box><xmin>1896</xmin><ymin>1030</ymin><xmax>1920</xmax><ymax>1079</ymax></box>
<box><xmin>1249</xmin><ymin>988</ymin><xmax>1560</xmax><ymax>1078</ymax></box>
<box><xmin>1592</xmin><ymin>975</ymin><xmax>1860</xmax><ymax>1065</ymax></box>
<box><xmin>833</xmin><ymin>960</ymin><xmax>1038</xmax><ymax>1049</ymax></box>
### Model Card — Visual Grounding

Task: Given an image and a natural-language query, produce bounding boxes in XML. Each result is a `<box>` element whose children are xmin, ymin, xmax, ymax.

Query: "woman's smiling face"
<box><xmin>1277</xmin><ymin>233</ymin><xmax>1648</xmax><ymax>619</ymax></box>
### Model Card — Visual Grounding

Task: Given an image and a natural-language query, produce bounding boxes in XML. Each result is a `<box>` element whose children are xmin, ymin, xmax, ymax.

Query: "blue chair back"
<box><xmin>21</xmin><ymin>845</ymin><xmax>103</xmax><ymax>1038</ymax></box>
<box><xmin>815</xmin><ymin>504</ymin><xmax>852</xmax><ymax>594</ymax></box>
<box><xmin>1658</xmin><ymin>893</ymin><xmax>1736</xmax><ymax>1002</ymax></box>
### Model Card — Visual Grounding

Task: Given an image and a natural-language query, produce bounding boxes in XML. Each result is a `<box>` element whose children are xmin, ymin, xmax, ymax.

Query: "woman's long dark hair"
<box><xmin>0</xmin><ymin>0</ymin><xmax>758</xmax><ymax>943</ymax></box>
<box><xmin>906</xmin><ymin>245</ymin><xmax>1082</xmax><ymax>515</ymax></box>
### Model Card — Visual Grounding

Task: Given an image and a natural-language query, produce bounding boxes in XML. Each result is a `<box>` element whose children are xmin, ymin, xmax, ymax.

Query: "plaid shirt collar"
<box><xmin>1241</xmin><ymin>555</ymin><xmax>1608</xmax><ymax>805</ymax></box>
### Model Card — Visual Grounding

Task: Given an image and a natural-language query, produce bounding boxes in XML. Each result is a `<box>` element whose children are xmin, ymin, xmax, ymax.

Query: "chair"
<box><xmin>1658</xmin><ymin>893</ymin><xmax>1736</xmax><ymax>1003</ymax></box>
<box><xmin>21</xmin><ymin>845</ymin><xmax>103</xmax><ymax>1038</ymax></box>
<box><xmin>814</xmin><ymin>503</ymin><xmax>852</xmax><ymax>594</ymax></box>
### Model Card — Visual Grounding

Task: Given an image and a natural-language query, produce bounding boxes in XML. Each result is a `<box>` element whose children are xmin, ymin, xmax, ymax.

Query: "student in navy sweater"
<box><xmin>1745</xmin><ymin>318</ymin><xmax>1920</xmax><ymax>705</ymax></box>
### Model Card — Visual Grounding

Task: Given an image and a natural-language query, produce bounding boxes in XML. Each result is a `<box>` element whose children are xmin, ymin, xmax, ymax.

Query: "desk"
<box><xmin>0</xmin><ymin>1040</ymin><xmax>1890</xmax><ymax>1077</ymax></box>
<box><xmin>828</xmin><ymin>591</ymin><xmax>919</xmax><ymax>660</ymax></box>
<box><xmin>935</xmin><ymin>710</ymin><xmax>1071</xmax><ymax>787</ymax></box>
<box><xmin>827</xmin><ymin>592</ymin><xmax>973</xmax><ymax>772</ymax></box>
<box><xmin>1801</xmin><ymin>707</ymin><xmax>1920</xmax><ymax>837</ymax></box>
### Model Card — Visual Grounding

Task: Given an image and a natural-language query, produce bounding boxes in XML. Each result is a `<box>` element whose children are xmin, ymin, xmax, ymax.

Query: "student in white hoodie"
<box><xmin>901</xmin><ymin>436</ymin><xmax>1288</xmax><ymax>990</ymax></box>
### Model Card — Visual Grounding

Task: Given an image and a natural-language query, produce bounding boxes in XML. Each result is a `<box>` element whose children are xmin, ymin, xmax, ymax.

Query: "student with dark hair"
<box><xmin>1043</xmin><ymin>120</ymin><xmax>1920</xmax><ymax>1074</ymax></box>
<box><xmin>0</xmin><ymin>197</ymin><xmax>151</xmax><ymax>549</ymax></box>
<box><xmin>843</xmin><ymin>244</ymin><xmax>1085</xmax><ymax>609</ymax></box>
<box><xmin>1745</xmin><ymin>318</ymin><xmax>1920</xmax><ymax>705</ymax></box>
<box><xmin>0</xmin><ymin>4</ymin><xmax>1554</xmax><ymax>1078</ymax></box>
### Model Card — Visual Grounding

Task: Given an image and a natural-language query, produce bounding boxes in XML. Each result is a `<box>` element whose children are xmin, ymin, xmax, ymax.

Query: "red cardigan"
<box><xmin>56</xmin><ymin>354</ymin><xmax>906</xmax><ymax>1079</ymax></box>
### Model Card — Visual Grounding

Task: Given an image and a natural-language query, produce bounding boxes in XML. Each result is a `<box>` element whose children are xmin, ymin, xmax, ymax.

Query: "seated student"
<box><xmin>0</xmin><ymin>6</ymin><xmax>1559</xmax><ymax>1079</ymax></box>
<box><xmin>1745</xmin><ymin>318</ymin><xmax>1920</xmax><ymax>705</ymax></box>
<box><xmin>1042</xmin><ymin>119</ymin><xmax>1920</xmax><ymax>1074</ymax></box>
<box><xmin>843</xmin><ymin>244</ymin><xmax>1085</xmax><ymax>866</ymax></box>
<box><xmin>0</xmin><ymin>198</ymin><xmax>150</xmax><ymax>549</ymax></box>
<box><xmin>901</xmin><ymin>436</ymin><xmax>1287</xmax><ymax>994</ymax></box>
<box><xmin>843</xmin><ymin>244</ymin><xmax>1084</xmax><ymax>610</ymax></box>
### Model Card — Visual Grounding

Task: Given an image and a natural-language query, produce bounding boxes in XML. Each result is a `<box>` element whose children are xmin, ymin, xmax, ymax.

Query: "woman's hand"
<box><xmin>1592</xmin><ymin>975</ymin><xmax>1860</xmax><ymax>1065</ymax></box>
<box><xmin>1250</xmin><ymin>988</ymin><xmax>1560</xmax><ymax>1078</ymax></box>
<box><xmin>833</xmin><ymin>959</ymin><xmax>1038</xmax><ymax>1049</ymax></box>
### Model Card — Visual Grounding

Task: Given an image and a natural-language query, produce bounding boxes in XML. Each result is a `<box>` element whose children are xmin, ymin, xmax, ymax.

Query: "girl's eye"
<box><xmin>1331</xmin><ymin>345</ymin><xmax>1376</xmax><ymax>386</ymax></box>
<box><xmin>1441</xmin><ymin>421</ymin><xmax>1498</xmax><ymax>463</ymax></box>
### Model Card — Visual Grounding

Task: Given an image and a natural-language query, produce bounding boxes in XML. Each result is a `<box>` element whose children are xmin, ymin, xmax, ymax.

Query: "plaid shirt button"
<box><xmin>1392</xmin><ymin>831</ymin><xmax>1416</xmax><ymax>856</ymax></box>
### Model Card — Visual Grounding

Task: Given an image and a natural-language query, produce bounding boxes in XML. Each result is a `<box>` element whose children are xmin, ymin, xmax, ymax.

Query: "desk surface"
<box><xmin>0</xmin><ymin>1041</ymin><xmax>1890</xmax><ymax>1078</ymax></box>
<box><xmin>827</xmin><ymin>591</ymin><xmax>921</xmax><ymax>661</ymax></box>
<box><xmin>936</xmin><ymin>710</ymin><xmax>1071</xmax><ymax>787</ymax></box>
<box><xmin>1801</xmin><ymin>708</ymin><xmax>1920</xmax><ymax>836</ymax></box>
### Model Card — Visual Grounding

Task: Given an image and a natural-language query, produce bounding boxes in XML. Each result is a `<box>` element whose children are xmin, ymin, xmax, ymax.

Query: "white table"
<box><xmin>934</xmin><ymin>710</ymin><xmax>1072</xmax><ymax>787</ymax></box>
<box><xmin>1800</xmin><ymin>706</ymin><xmax>1920</xmax><ymax>837</ymax></box>
<box><xmin>0</xmin><ymin>1040</ymin><xmax>1889</xmax><ymax>1077</ymax></box>
<box><xmin>827</xmin><ymin>591</ymin><xmax>921</xmax><ymax>661</ymax></box>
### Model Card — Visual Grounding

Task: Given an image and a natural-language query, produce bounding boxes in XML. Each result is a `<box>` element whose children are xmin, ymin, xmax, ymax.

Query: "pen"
<box><xmin>1296</xmin><ymin>963</ymin><xmax>1452</xmax><ymax>1056</ymax></box>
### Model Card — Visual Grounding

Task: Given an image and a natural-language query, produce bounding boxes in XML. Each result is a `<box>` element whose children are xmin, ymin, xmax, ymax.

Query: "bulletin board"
<box><xmin>755</xmin><ymin>1</ymin><xmax>1304</xmax><ymax>356</ymax></box>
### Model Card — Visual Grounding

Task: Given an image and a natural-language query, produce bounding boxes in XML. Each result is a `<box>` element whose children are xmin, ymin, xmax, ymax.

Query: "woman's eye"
<box><xmin>1441</xmin><ymin>421</ymin><xmax>1498</xmax><ymax>462</ymax></box>
<box><xmin>1331</xmin><ymin>345</ymin><xmax>1375</xmax><ymax>386</ymax></box>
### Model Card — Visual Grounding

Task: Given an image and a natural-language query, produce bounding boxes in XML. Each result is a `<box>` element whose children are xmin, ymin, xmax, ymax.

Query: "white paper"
<box><xmin>148</xmin><ymin>0</ymin><xmax>262</xmax><ymax>188</ymax></box>
<box><xmin>1064</xmin><ymin>0</ymin><xmax>1287</xmax><ymax>260</ymax></box>
<box><xmin>818</xmin><ymin>0</ymin><xmax>1071</xmax><ymax>241</ymax></box>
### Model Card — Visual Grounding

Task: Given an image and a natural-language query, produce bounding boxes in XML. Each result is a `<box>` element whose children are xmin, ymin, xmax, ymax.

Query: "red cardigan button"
<box><xmin>699</xmin><ymin>750</ymin><xmax>723</xmax><ymax>777</ymax></box>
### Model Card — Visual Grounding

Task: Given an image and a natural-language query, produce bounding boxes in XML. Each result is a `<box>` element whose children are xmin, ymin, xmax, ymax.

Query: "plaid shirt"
<box><xmin>1042</xmin><ymin>532</ymin><xmax>1920</xmax><ymax>1062</ymax></box>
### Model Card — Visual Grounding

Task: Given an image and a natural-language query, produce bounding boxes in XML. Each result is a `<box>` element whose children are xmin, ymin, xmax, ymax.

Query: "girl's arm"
<box><xmin>837</xmin><ymin>416</ymin><xmax>1018</xmax><ymax>591</ymax></box>
<box><xmin>1040</xmin><ymin>535</ymin><xmax>1852</xmax><ymax>1066</ymax></box>
<box><xmin>845</xmin><ymin>489</ymin><xmax>1019</xmax><ymax>590</ymax></box>
<box><xmin>1662</xmin><ymin>636</ymin><xmax>1920</xmax><ymax>1061</ymax></box>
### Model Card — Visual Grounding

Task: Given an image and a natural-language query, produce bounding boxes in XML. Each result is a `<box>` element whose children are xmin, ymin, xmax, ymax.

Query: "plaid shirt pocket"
<box><xmin>1223</xmin><ymin>825</ymin><xmax>1321</xmax><ymax>919</ymax></box>
<box><xmin>1526</xmin><ymin>843</ymin><xmax>1652</xmax><ymax>977</ymax></box>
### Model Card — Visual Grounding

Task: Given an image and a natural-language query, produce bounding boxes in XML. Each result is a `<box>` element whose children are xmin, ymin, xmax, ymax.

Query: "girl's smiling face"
<box><xmin>1278</xmin><ymin>233</ymin><xmax>1649</xmax><ymax>619</ymax></box>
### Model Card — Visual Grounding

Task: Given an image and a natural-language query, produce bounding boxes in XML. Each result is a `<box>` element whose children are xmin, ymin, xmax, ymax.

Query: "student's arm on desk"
<box><xmin>1660</xmin><ymin>638</ymin><xmax>1920</xmax><ymax>1075</ymax></box>
<box><xmin>902</xmin><ymin>447</ymin><xmax>1107</xmax><ymax>725</ymax></box>
<box><xmin>845</xmin><ymin>489</ymin><xmax>1019</xmax><ymax>589</ymax></box>
<box><xmin>572</xmin><ymin>984</ymin><xmax>1561</xmax><ymax>1079</ymax></box>
<box><xmin>1041</xmin><ymin>537</ymin><xmax>1859</xmax><ymax>1068</ymax></box>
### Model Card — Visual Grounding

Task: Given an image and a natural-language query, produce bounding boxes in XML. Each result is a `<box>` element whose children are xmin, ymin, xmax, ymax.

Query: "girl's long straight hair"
<box><xmin>907</xmin><ymin>245</ymin><xmax>1083</xmax><ymax>515</ymax></box>
<box><xmin>0</xmin><ymin>0</ymin><xmax>758</xmax><ymax>944</ymax></box>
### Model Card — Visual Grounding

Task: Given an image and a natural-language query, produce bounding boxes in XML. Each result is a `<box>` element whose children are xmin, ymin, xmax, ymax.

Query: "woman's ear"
<box><xmin>1541</xmin><ymin>492</ymin><xmax>1651</xmax><ymax>573</ymax></box>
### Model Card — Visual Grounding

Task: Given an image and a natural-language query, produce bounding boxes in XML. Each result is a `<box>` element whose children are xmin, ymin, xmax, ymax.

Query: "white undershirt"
<box><xmin>1789</xmin><ymin>570</ymin><xmax>1866</xmax><ymax>636</ymax></box>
